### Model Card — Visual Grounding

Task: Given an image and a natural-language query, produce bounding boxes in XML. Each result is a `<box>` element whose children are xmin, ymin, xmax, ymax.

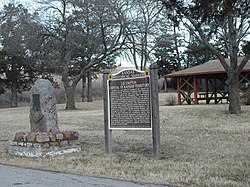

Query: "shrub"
<box><xmin>0</xmin><ymin>77</ymin><xmax>104</xmax><ymax>108</ymax></box>
<box><xmin>0</xmin><ymin>92</ymin><xmax>11</xmax><ymax>108</ymax></box>
<box><xmin>54</xmin><ymin>86</ymin><xmax>66</xmax><ymax>104</ymax></box>
<box><xmin>241</xmin><ymin>91</ymin><xmax>250</xmax><ymax>105</ymax></box>
<box><xmin>0</xmin><ymin>90</ymin><xmax>30</xmax><ymax>108</ymax></box>
<box><xmin>165</xmin><ymin>96</ymin><xmax>176</xmax><ymax>106</ymax></box>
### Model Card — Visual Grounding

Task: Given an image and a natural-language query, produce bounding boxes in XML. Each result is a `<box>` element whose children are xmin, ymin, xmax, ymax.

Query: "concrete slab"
<box><xmin>6</xmin><ymin>145</ymin><xmax>81</xmax><ymax>157</ymax></box>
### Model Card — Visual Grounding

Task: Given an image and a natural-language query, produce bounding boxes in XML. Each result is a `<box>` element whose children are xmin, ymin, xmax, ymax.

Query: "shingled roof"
<box><xmin>165</xmin><ymin>57</ymin><xmax>250</xmax><ymax>78</ymax></box>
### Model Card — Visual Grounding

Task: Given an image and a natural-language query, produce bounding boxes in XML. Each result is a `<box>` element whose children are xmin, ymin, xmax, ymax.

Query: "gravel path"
<box><xmin>0</xmin><ymin>164</ymin><xmax>167</xmax><ymax>187</ymax></box>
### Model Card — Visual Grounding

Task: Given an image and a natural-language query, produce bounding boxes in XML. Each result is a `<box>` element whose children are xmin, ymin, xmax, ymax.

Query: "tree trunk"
<box><xmin>11</xmin><ymin>80</ymin><xmax>18</xmax><ymax>108</ymax></box>
<box><xmin>173</xmin><ymin>24</ymin><xmax>181</xmax><ymax>70</ymax></box>
<box><xmin>64</xmin><ymin>84</ymin><xmax>77</xmax><ymax>110</ymax></box>
<box><xmin>227</xmin><ymin>70</ymin><xmax>241</xmax><ymax>114</ymax></box>
<box><xmin>82</xmin><ymin>75</ymin><xmax>86</xmax><ymax>102</ymax></box>
<box><xmin>227</xmin><ymin>11</ymin><xmax>241</xmax><ymax>114</ymax></box>
<box><xmin>87</xmin><ymin>69</ymin><xmax>93</xmax><ymax>102</ymax></box>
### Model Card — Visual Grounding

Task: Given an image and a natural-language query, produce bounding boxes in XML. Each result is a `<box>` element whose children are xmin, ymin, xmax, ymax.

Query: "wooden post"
<box><xmin>164</xmin><ymin>78</ymin><xmax>167</xmax><ymax>92</ymax></box>
<box><xmin>150</xmin><ymin>64</ymin><xmax>160</xmax><ymax>156</ymax></box>
<box><xmin>214</xmin><ymin>78</ymin><xmax>217</xmax><ymax>104</ymax></box>
<box><xmin>193</xmin><ymin>76</ymin><xmax>198</xmax><ymax>104</ymax></box>
<box><xmin>205</xmin><ymin>78</ymin><xmax>209</xmax><ymax>104</ymax></box>
<box><xmin>103</xmin><ymin>69</ymin><xmax>112</xmax><ymax>154</ymax></box>
<box><xmin>177</xmin><ymin>77</ymin><xmax>181</xmax><ymax>105</ymax></box>
<box><xmin>187</xmin><ymin>79</ymin><xmax>191</xmax><ymax>104</ymax></box>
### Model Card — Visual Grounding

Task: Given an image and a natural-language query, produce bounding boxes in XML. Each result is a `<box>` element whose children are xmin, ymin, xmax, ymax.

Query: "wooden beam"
<box><xmin>240</xmin><ymin>72</ymin><xmax>250</xmax><ymax>83</ymax></box>
<box><xmin>205</xmin><ymin>78</ymin><xmax>209</xmax><ymax>104</ymax></box>
<box><xmin>193</xmin><ymin>76</ymin><xmax>198</xmax><ymax>104</ymax></box>
<box><xmin>177</xmin><ymin>77</ymin><xmax>181</xmax><ymax>105</ymax></box>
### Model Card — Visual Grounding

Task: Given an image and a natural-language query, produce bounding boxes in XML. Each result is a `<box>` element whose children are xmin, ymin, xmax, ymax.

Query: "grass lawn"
<box><xmin>0</xmin><ymin>93</ymin><xmax>249</xmax><ymax>186</ymax></box>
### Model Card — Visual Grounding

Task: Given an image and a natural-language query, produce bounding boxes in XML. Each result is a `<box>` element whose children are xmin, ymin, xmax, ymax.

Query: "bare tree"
<box><xmin>124</xmin><ymin>0</ymin><xmax>164</xmax><ymax>70</ymax></box>
<box><xmin>39</xmin><ymin>0</ymin><xmax>127</xmax><ymax>109</ymax></box>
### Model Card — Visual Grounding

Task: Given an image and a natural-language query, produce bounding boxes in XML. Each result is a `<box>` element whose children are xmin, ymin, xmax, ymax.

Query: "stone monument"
<box><xmin>29</xmin><ymin>79</ymin><xmax>59</xmax><ymax>133</ymax></box>
<box><xmin>7</xmin><ymin>79</ymin><xmax>81</xmax><ymax>157</ymax></box>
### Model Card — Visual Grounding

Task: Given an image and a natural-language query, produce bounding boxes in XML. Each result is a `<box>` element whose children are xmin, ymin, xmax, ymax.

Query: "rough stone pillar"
<box><xmin>29</xmin><ymin>79</ymin><xmax>59</xmax><ymax>133</ymax></box>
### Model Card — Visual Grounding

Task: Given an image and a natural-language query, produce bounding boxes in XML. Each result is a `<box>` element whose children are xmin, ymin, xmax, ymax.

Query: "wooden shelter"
<box><xmin>164</xmin><ymin>58</ymin><xmax>250</xmax><ymax>105</ymax></box>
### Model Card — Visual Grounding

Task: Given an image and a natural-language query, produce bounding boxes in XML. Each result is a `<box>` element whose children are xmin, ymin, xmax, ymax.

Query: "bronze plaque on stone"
<box><xmin>108</xmin><ymin>69</ymin><xmax>151</xmax><ymax>129</ymax></box>
<box><xmin>32</xmin><ymin>94</ymin><xmax>41</xmax><ymax>111</ymax></box>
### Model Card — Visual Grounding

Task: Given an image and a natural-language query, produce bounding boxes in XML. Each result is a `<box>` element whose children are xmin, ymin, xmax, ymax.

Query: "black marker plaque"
<box><xmin>108</xmin><ymin>69</ymin><xmax>151</xmax><ymax>129</ymax></box>
<box><xmin>32</xmin><ymin>94</ymin><xmax>41</xmax><ymax>111</ymax></box>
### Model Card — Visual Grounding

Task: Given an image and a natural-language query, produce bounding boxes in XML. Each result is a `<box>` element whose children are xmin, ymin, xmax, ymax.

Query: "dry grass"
<box><xmin>0</xmin><ymin>93</ymin><xmax>250</xmax><ymax>186</ymax></box>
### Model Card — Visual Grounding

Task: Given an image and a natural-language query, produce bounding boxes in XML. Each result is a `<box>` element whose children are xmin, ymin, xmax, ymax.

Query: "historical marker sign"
<box><xmin>108</xmin><ymin>69</ymin><xmax>151</xmax><ymax>130</ymax></box>
<box><xmin>103</xmin><ymin>65</ymin><xmax>160</xmax><ymax>155</ymax></box>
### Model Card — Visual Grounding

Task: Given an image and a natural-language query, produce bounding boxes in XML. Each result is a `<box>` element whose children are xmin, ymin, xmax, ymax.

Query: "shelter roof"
<box><xmin>165</xmin><ymin>57</ymin><xmax>250</xmax><ymax>78</ymax></box>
